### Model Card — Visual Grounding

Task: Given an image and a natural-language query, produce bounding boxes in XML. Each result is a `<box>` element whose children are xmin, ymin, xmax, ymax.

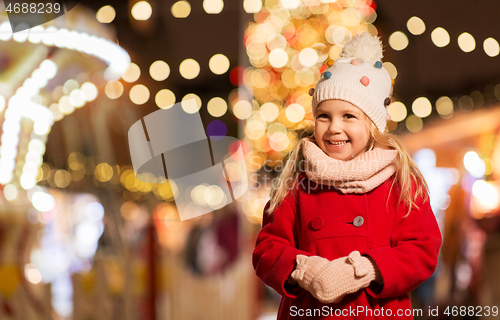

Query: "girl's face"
<box><xmin>314</xmin><ymin>99</ymin><xmax>371</xmax><ymax>161</ymax></box>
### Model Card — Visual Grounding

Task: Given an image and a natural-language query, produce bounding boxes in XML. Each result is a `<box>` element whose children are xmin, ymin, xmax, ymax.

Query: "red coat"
<box><xmin>253</xmin><ymin>172</ymin><xmax>442</xmax><ymax>319</ymax></box>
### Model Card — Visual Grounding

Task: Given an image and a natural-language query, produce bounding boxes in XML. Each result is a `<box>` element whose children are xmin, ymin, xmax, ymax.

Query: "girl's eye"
<box><xmin>344</xmin><ymin>114</ymin><xmax>356</xmax><ymax>119</ymax></box>
<box><xmin>318</xmin><ymin>113</ymin><xmax>328</xmax><ymax>118</ymax></box>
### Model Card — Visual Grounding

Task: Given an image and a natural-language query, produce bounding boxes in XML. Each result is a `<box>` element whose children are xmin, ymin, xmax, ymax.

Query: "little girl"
<box><xmin>253</xmin><ymin>33</ymin><xmax>442</xmax><ymax>319</ymax></box>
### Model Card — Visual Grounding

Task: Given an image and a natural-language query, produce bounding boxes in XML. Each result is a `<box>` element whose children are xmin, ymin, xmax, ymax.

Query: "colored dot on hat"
<box><xmin>308</xmin><ymin>88</ymin><xmax>315</xmax><ymax>96</ymax></box>
<box><xmin>351</xmin><ymin>59</ymin><xmax>359</xmax><ymax>65</ymax></box>
<box><xmin>360</xmin><ymin>76</ymin><xmax>369</xmax><ymax>86</ymax></box>
<box><xmin>323</xmin><ymin>71</ymin><xmax>332</xmax><ymax>79</ymax></box>
<box><xmin>374</xmin><ymin>61</ymin><xmax>383</xmax><ymax>69</ymax></box>
<box><xmin>327</xmin><ymin>60</ymin><xmax>334</xmax><ymax>67</ymax></box>
<box><xmin>391</xmin><ymin>78</ymin><xmax>395</xmax><ymax>85</ymax></box>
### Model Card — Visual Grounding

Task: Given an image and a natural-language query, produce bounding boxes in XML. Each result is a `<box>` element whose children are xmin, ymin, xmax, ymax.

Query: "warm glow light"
<box><xmin>131</xmin><ymin>1</ymin><xmax>153</xmax><ymax>21</ymax></box>
<box><xmin>203</xmin><ymin>0</ymin><xmax>224</xmax><ymax>14</ymax></box>
<box><xmin>3</xmin><ymin>184</ymin><xmax>17</xmax><ymax>201</ymax></box>
<box><xmin>171</xmin><ymin>1</ymin><xmax>191</xmax><ymax>18</ymax></box>
<box><xmin>484</xmin><ymin>38</ymin><xmax>500</xmax><ymax>57</ymax></box>
<box><xmin>31</xmin><ymin>191</ymin><xmax>55</xmax><ymax>211</ymax></box>
<box><xmin>26</xmin><ymin>268</ymin><xmax>42</xmax><ymax>284</ymax></box>
<box><xmin>95</xmin><ymin>163</ymin><xmax>114</xmax><ymax>182</ymax></box>
<box><xmin>63</xmin><ymin>79</ymin><xmax>79</xmax><ymax>95</ymax></box>
<box><xmin>130</xmin><ymin>84</ymin><xmax>150</xmax><ymax>105</ymax></box>
<box><xmin>458</xmin><ymin>32</ymin><xmax>476</xmax><ymax>52</ymax></box>
<box><xmin>155</xmin><ymin>89</ymin><xmax>176</xmax><ymax>109</ymax></box>
<box><xmin>472</xmin><ymin>180</ymin><xmax>499</xmax><ymax>210</ymax></box>
<box><xmin>209</xmin><ymin>54</ymin><xmax>230</xmax><ymax>75</ymax></box>
<box><xmin>69</xmin><ymin>89</ymin><xmax>86</xmax><ymax>108</ymax></box>
<box><xmin>150</xmin><ymin>60</ymin><xmax>170</xmax><ymax>81</ymax></box>
<box><xmin>96</xmin><ymin>5</ymin><xmax>116</xmax><ymax>23</ymax></box>
<box><xmin>181</xmin><ymin>94</ymin><xmax>202</xmax><ymax>114</ymax></box>
<box><xmin>54</xmin><ymin>170</ymin><xmax>71</xmax><ymax>188</ymax></box>
<box><xmin>388</xmin><ymin>101</ymin><xmax>407</xmax><ymax>122</ymax></box>
<box><xmin>121</xmin><ymin>63</ymin><xmax>141</xmax><ymax>83</ymax></box>
<box><xmin>207</xmin><ymin>97</ymin><xmax>227</xmax><ymax>117</ymax></box>
<box><xmin>243</xmin><ymin>0</ymin><xmax>262</xmax><ymax>13</ymax></box>
<box><xmin>81</xmin><ymin>82</ymin><xmax>98</xmax><ymax>101</ymax></box>
<box><xmin>260</xmin><ymin>102</ymin><xmax>279</xmax><ymax>122</ymax></box>
<box><xmin>325</xmin><ymin>26</ymin><xmax>351</xmax><ymax>45</ymax></box>
<box><xmin>431</xmin><ymin>27</ymin><xmax>450</xmax><ymax>47</ymax></box>
<box><xmin>406</xmin><ymin>16</ymin><xmax>425</xmax><ymax>35</ymax></box>
<box><xmin>105</xmin><ymin>81</ymin><xmax>124</xmax><ymax>100</ymax></box>
<box><xmin>179</xmin><ymin>59</ymin><xmax>200</xmax><ymax>79</ymax></box>
<box><xmin>233</xmin><ymin>100</ymin><xmax>252</xmax><ymax>120</ymax></box>
<box><xmin>58</xmin><ymin>96</ymin><xmax>75</xmax><ymax>114</ymax></box>
<box><xmin>298</xmin><ymin>48</ymin><xmax>319</xmax><ymax>67</ymax></box>
<box><xmin>383</xmin><ymin>62</ymin><xmax>397</xmax><ymax>79</ymax></box>
<box><xmin>405</xmin><ymin>115</ymin><xmax>423</xmax><ymax>133</ymax></box>
<box><xmin>464</xmin><ymin>151</ymin><xmax>486</xmax><ymax>178</ymax></box>
<box><xmin>436</xmin><ymin>96</ymin><xmax>454</xmax><ymax>117</ymax></box>
<box><xmin>388</xmin><ymin>31</ymin><xmax>409</xmax><ymax>51</ymax></box>
<box><xmin>412</xmin><ymin>97</ymin><xmax>432</xmax><ymax>118</ymax></box>
<box><xmin>285</xmin><ymin>103</ymin><xmax>305</xmax><ymax>123</ymax></box>
<box><xmin>268</xmin><ymin>48</ymin><xmax>288</xmax><ymax>68</ymax></box>
<box><xmin>280</xmin><ymin>0</ymin><xmax>300</xmax><ymax>10</ymax></box>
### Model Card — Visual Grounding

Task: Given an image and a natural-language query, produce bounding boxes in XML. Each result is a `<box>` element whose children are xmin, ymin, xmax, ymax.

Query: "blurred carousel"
<box><xmin>0</xmin><ymin>6</ymin><xmax>130</xmax><ymax>319</ymax></box>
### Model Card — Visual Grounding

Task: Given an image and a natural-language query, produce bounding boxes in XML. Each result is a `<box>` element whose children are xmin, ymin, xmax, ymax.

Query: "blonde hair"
<box><xmin>266</xmin><ymin>112</ymin><xmax>429</xmax><ymax>217</ymax></box>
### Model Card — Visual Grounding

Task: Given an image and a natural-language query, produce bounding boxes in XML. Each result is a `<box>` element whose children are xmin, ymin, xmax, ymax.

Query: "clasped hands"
<box><xmin>289</xmin><ymin>251</ymin><xmax>380</xmax><ymax>304</ymax></box>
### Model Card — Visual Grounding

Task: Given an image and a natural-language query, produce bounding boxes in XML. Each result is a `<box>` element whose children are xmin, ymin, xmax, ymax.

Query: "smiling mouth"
<box><xmin>327</xmin><ymin>140</ymin><xmax>350</xmax><ymax>146</ymax></box>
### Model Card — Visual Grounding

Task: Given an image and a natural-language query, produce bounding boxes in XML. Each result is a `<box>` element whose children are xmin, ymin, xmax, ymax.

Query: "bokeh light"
<box><xmin>388</xmin><ymin>101</ymin><xmax>407</xmax><ymax>122</ymax></box>
<box><xmin>81</xmin><ymin>82</ymin><xmax>98</xmax><ymax>101</ymax></box>
<box><xmin>105</xmin><ymin>81</ymin><xmax>124</xmax><ymax>100</ymax></box>
<box><xmin>179</xmin><ymin>59</ymin><xmax>200</xmax><ymax>79</ymax></box>
<box><xmin>285</xmin><ymin>103</ymin><xmax>305</xmax><ymax>123</ymax></box>
<box><xmin>382</xmin><ymin>62</ymin><xmax>397</xmax><ymax>79</ymax></box>
<box><xmin>436</xmin><ymin>96</ymin><xmax>454</xmax><ymax>118</ymax></box>
<box><xmin>181</xmin><ymin>94</ymin><xmax>202</xmax><ymax>114</ymax></box>
<box><xmin>203</xmin><ymin>0</ymin><xmax>224</xmax><ymax>14</ymax></box>
<box><xmin>298</xmin><ymin>48</ymin><xmax>319</xmax><ymax>67</ymax></box>
<box><xmin>150</xmin><ymin>60</ymin><xmax>170</xmax><ymax>81</ymax></box>
<box><xmin>96</xmin><ymin>5</ymin><xmax>116</xmax><ymax>23</ymax></box>
<box><xmin>155</xmin><ymin>89</ymin><xmax>176</xmax><ymax>109</ymax></box>
<box><xmin>412</xmin><ymin>97</ymin><xmax>432</xmax><ymax>118</ymax></box>
<box><xmin>407</xmin><ymin>16</ymin><xmax>425</xmax><ymax>35</ymax></box>
<box><xmin>59</xmin><ymin>96</ymin><xmax>75</xmax><ymax>115</ymax></box>
<box><xmin>131</xmin><ymin>1</ymin><xmax>153</xmax><ymax>21</ymax></box>
<box><xmin>171</xmin><ymin>1</ymin><xmax>191</xmax><ymax>18</ymax></box>
<box><xmin>458</xmin><ymin>32</ymin><xmax>476</xmax><ymax>53</ymax></box>
<box><xmin>388</xmin><ymin>31</ymin><xmax>409</xmax><ymax>51</ymax></box>
<box><xmin>207</xmin><ymin>97</ymin><xmax>228</xmax><ymax>117</ymax></box>
<box><xmin>129</xmin><ymin>84</ymin><xmax>150</xmax><ymax>105</ymax></box>
<box><xmin>233</xmin><ymin>100</ymin><xmax>252</xmax><ymax>120</ymax></box>
<box><xmin>260</xmin><ymin>102</ymin><xmax>279</xmax><ymax>122</ymax></box>
<box><xmin>483</xmin><ymin>38</ymin><xmax>500</xmax><ymax>57</ymax></box>
<box><xmin>464</xmin><ymin>152</ymin><xmax>486</xmax><ymax>178</ymax></box>
<box><xmin>268</xmin><ymin>49</ymin><xmax>288</xmax><ymax>68</ymax></box>
<box><xmin>243</xmin><ymin>0</ymin><xmax>262</xmax><ymax>13</ymax></box>
<box><xmin>405</xmin><ymin>115</ymin><xmax>423</xmax><ymax>133</ymax></box>
<box><xmin>431</xmin><ymin>27</ymin><xmax>450</xmax><ymax>47</ymax></box>
<box><xmin>121</xmin><ymin>63</ymin><xmax>141</xmax><ymax>83</ymax></box>
<box><xmin>209</xmin><ymin>54</ymin><xmax>230</xmax><ymax>75</ymax></box>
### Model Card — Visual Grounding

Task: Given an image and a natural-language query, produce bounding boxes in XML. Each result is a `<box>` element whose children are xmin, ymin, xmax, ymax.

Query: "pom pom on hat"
<box><xmin>340</xmin><ymin>33</ymin><xmax>384</xmax><ymax>61</ymax></box>
<box><xmin>311</xmin><ymin>32</ymin><xmax>392</xmax><ymax>133</ymax></box>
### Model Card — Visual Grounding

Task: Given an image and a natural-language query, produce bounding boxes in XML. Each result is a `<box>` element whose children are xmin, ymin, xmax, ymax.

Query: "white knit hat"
<box><xmin>311</xmin><ymin>33</ymin><xmax>393</xmax><ymax>132</ymax></box>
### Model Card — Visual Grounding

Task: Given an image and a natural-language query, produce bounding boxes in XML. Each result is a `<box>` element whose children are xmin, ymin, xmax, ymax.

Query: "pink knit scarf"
<box><xmin>301</xmin><ymin>138</ymin><xmax>399</xmax><ymax>194</ymax></box>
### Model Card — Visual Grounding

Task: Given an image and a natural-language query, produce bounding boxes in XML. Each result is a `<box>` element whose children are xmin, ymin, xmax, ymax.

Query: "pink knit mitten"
<box><xmin>291</xmin><ymin>251</ymin><xmax>381</xmax><ymax>304</ymax></box>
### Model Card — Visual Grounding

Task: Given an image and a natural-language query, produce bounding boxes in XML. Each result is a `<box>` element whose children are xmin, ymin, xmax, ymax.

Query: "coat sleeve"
<box><xmin>252</xmin><ymin>193</ymin><xmax>313</xmax><ymax>299</ymax></box>
<box><xmin>362</xmin><ymin>185</ymin><xmax>442</xmax><ymax>299</ymax></box>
